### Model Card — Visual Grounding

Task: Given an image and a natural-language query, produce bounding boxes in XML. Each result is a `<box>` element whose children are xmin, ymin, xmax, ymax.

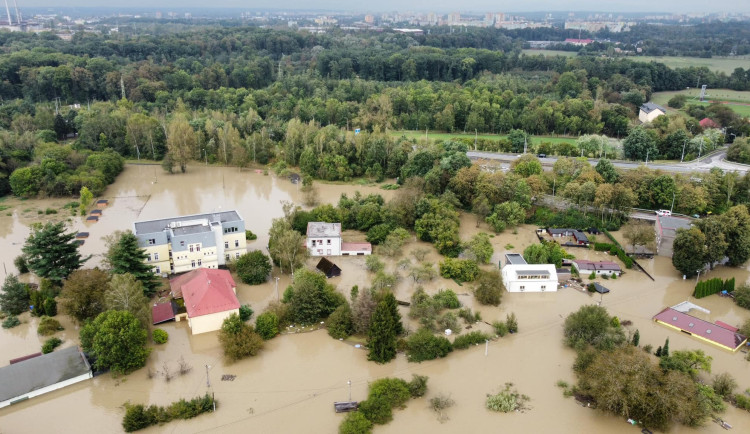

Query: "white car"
<box><xmin>656</xmin><ymin>210</ymin><xmax>672</xmax><ymax>217</ymax></box>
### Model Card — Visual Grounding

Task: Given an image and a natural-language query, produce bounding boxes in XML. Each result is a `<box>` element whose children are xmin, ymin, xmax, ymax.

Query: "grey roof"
<box><xmin>547</xmin><ymin>228</ymin><xmax>572</xmax><ymax>235</ymax></box>
<box><xmin>658</xmin><ymin>216</ymin><xmax>692</xmax><ymax>231</ymax></box>
<box><xmin>134</xmin><ymin>210</ymin><xmax>242</xmax><ymax>235</ymax></box>
<box><xmin>516</xmin><ymin>269</ymin><xmax>550</xmax><ymax>276</ymax></box>
<box><xmin>172</xmin><ymin>224</ymin><xmax>213</xmax><ymax>236</ymax></box>
<box><xmin>505</xmin><ymin>253</ymin><xmax>528</xmax><ymax>265</ymax></box>
<box><xmin>640</xmin><ymin>102</ymin><xmax>666</xmax><ymax>114</ymax></box>
<box><xmin>0</xmin><ymin>346</ymin><xmax>91</xmax><ymax>402</ymax></box>
<box><xmin>573</xmin><ymin>230</ymin><xmax>589</xmax><ymax>243</ymax></box>
<box><xmin>307</xmin><ymin>222</ymin><xmax>341</xmax><ymax>237</ymax></box>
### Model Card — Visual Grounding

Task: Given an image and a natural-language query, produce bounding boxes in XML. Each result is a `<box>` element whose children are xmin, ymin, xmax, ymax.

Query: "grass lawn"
<box><xmin>522</xmin><ymin>49</ymin><xmax>578</xmax><ymax>58</ymax></box>
<box><xmin>651</xmin><ymin>88</ymin><xmax>750</xmax><ymax>117</ymax></box>
<box><xmin>390</xmin><ymin>130</ymin><xmax>579</xmax><ymax>145</ymax></box>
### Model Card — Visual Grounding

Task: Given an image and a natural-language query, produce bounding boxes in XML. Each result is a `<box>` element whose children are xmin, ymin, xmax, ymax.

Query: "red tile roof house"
<box><xmin>653</xmin><ymin>308</ymin><xmax>748</xmax><ymax>352</ymax></box>
<box><xmin>169</xmin><ymin>269</ymin><xmax>240</xmax><ymax>335</ymax></box>
<box><xmin>572</xmin><ymin>260</ymin><xmax>622</xmax><ymax>277</ymax></box>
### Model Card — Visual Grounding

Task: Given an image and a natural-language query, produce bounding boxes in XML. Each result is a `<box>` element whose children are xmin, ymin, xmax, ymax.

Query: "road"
<box><xmin>468</xmin><ymin>149</ymin><xmax>750</xmax><ymax>174</ymax></box>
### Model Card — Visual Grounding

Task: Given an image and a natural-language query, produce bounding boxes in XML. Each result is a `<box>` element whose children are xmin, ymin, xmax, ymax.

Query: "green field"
<box><xmin>651</xmin><ymin>89</ymin><xmax>750</xmax><ymax>117</ymax></box>
<box><xmin>391</xmin><ymin>130</ymin><xmax>579</xmax><ymax>145</ymax></box>
<box><xmin>522</xmin><ymin>49</ymin><xmax>578</xmax><ymax>58</ymax></box>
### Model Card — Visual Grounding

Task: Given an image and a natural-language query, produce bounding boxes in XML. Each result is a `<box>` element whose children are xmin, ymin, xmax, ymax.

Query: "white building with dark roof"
<box><xmin>572</xmin><ymin>260</ymin><xmax>622</xmax><ymax>276</ymax></box>
<box><xmin>501</xmin><ymin>253</ymin><xmax>558</xmax><ymax>292</ymax></box>
<box><xmin>639</xmin><ymin>102</ymin><xmax>667</xmax><ymax>123</ymax></box>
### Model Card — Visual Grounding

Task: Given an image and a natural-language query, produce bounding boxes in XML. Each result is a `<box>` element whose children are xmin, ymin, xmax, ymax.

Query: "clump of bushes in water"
<box><xmin>14</xmin><ymin>255</ymin><xmax>29</xmax><ymax>273</ymax></box>
<box><xmin>452</xmin><ymin>331</ymin><xmax>491</xmax><ymax>350</ymax></box>
<box><xmin>486</xmin><ymin>383</ymin><xmax>530</xmax><ymax>413</ymax></box>
<box><xmin>152</xmin><ymin>329</ymin><xmax>168</xmax><ymax>344</ymax></box>
<box><xmin>245</xmin><ymin>230</ymin><xmax>257</xmax><ymax>241</ymax></box>
<box><xmin>122</xmin><ymin>394</ymin><xmax>216</xmax><ymax>432</ymax></box>
<box><xmin>2</xmin><ymin>315</ymin><xmax>21</xmax><ymax>329</ymax></box>
<box><xmin>405</xmin><ymin>328</ymin><xmax>453</xmax><ymax>362</ymax></box>
<box><xmin>42</xmin><ymin>337</ymin><xmax>62</xmax><ymax>354</ymax></box>
<box><xmin>439</xmin><ymin>258</ymin><xmax>479</xmax><ymax>282</ymax></box>
<box><xmin>339</xmin><ymin>375</ymin><xmax>428</xmax><ymax>433</ymax></box>
<box><xmin>491</xmin><ymin>313</ymin><xmax>519</xmax><ymax>336</ymax></box>
<box><xmin>693</xmin><ymin>277</ymin><xmax>734</xmax><ymax>299</ymax></box>
<box><xmin>37</xmin><ymin>316</ymin><xmax>63</xmax><ymax>336</ymax></box>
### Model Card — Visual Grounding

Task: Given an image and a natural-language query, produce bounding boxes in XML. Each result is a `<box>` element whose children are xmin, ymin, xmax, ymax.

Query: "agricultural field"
<box><xmin>390</xmin><ymin>130</ymin><xmax>579</xmax><ymax>145</ymax></box>
<box><xmin>521</xmin><ymin>49</ymin><xmax>578</xmax><ymax>58</ymax></box>
<box><xmin>651</xmin><ymin>89</ymin><xmax>750</xmax><ymax>117</ymax></box>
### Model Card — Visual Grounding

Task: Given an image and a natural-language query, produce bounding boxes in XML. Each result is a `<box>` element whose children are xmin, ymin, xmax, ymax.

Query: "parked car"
<box><xmin>537</xmin><ymin>153</ymin><xmax>547</xmax><ymax>158</ymax></box>
<box><xmin>655</xmin><ymin>210</ymin><xmax>672</xmax><ymax>216</ymax></box>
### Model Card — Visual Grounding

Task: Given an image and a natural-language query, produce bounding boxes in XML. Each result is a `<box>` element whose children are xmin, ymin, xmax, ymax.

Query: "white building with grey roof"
<box><xmin>134</xmin><ymin>210</ymin><xmax>246</xmax><ymax>275</ymax></box>
<box><xmin>501</xmin><ymin>253</ymin><xmax>558</xmax><ymax>292</ymax></box>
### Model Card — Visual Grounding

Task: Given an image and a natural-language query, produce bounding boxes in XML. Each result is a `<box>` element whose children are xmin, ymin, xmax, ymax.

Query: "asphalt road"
<box><xmin>467</xmin><ymin>149</ymin><xmax>750</xmax><ymax>174</ymax></box>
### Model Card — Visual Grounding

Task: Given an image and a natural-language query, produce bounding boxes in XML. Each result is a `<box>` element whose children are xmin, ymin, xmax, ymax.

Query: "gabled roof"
<box><xmin>152</xmin><ymin>301</ymin><xmax>178</xmax><ymax>324</ymax></box>
<box><xmin>316</xmin><ymin>257</ymin><xmax>341</xmax><ymax>277</ymax></box>
<box><xmin>640</xmin><ymin>102</ymin><xmax>666</xmax><ymax>114</ymax></box>
<box><xmin>653</xmin><ymin>307</ymin><xmax>747</xmax><ymax>351</ymax></box>
<box><xmin>573</xmin><ymin>260</ymin><xmax>621</xmax><ymax>271</ymax></box>
<box><xmin>307</xmin><ymin>222</ymin><xmax>341</xmax><ymax>237</ymax></box>
<box><xmin>170</xmin><ymin>269</ymin><xmax>239</xmax><ymax>318</ymax></box>
<box><xmin>699</xmin><ymin>118</ymin><xmax>719</xmax><ymax>129</ymax></box>
<box><xmin>341</xmin><ymin>242</ymin><xmax>372</xmax><ymax>253</ymax></box>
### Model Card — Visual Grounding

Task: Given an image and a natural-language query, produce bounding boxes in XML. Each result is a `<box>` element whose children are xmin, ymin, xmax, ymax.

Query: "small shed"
<box><xmin>317</xmin><ymin>257</ymin><xmax>341</xmax><ymax>278</ymax></box>
<box><xmin>289</xmin><ymin>173</ymin><xmax>301</xmax><ymax>184</ymax></box>
<box><xmin>75</xmin><ymin>232</ymin><xmax>89</xmax><ymax>239</ymax></box>
<box><xmin>74</xmin><ymin>239</ymin><xmax>85</xmax><ymax>246</ymax></box>
<box><xmin>152</xmin><ymin>301</ymin><xmax>179</xmax><ymax>325</ymax></box>
<box><xmin>90</xmin><ymin>209</ymin><xmax>102</xmax><ymax>216</ymax></box>
<box><xmin>96</xmin><ymin>199</ymin><xmax>108</xmax><ymax>208</ymax></box>
<box><xmin>86</xmin><ymin>216</ymin><xmax>98</xmax><ymax>222</ymax></box>
<box><xmin>591</xmin><ymin>282</ymin><xmax>610</xmax><ymax>294</ymax></box>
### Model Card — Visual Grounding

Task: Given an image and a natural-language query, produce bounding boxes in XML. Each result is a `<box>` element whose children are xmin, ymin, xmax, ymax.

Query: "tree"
<box><xmin>486</xmin><ymin>201</ymin><xmax>525</xmax><ymax>233</ymax></box>
<box><xmin>622</xmin><ymin>221</ymin><xmax>656</xmax><ymax>254</ymax></box>
<box><xmin>288</xmin><ymin>269</ymin><xmax>344</xmax><ymax>324</ymax></box>
<box><xmin>22</xmin><ymin>222</ymin><xmax>87</xmax><ymax>282</ymax></box>
<box><xmin>105</xmin><ymin>231</ymin><xmax>159</xmax><ymax>295</ymax></box>
<box><xmin>352</xmin><ymin>289</ymin><xmax>377</xmax><ymax>334</ymax></box>
<box><xmin>268</xmin><ymin>219</ymin><xmax>309</xmax><ymax>275</ymax></box>
<box><xmin>595</xmin><ymin>158</ymin><xmax>619</xmax><ymax>184</ymax></box>
<box><xmin>339</xmin><ymin>412</ymin><xmax>372</xmax><ymax>434</ymax></box>
<box><xmin>0</xmin><ymin>275</ymin><xmax>29</xmax><ymax>315</ymax></box>
<box><xmin>60</xmin><ymin>268</ymin><xmax>110</xmax><ymax>323</ymax></box>
<box><xmin>166</xmin><ymin>115</ymin><xmax>196</xmax><ymax>173</ymax></box>
<box><xmin>735</xmin><ymin>285</ymin><xmax>750</xmax><ymax>309</ymax></box>
<box><xmin>235</xmin><ymin>251</ymin><xmax>272</xmax><ymax>285</ymax></box>
<box><xmin>672</xmin><ymin>227</ymin><xmax>707</xmax><ymax>277</ymax></box>
<box><xmin>622</xmin><ymin>127</ymin><xmax>658</xmax><ymax>161</ymax></box>
<box><xmin>327</xmin><ymin>303</ymin><xmax>354</xmax><ymax>339</ymax></box>
<box><xmin>721</xmin><ymin>205</ymin><xmax>750</xmax><ymax>266</ymax></box>
<box><xmin>80</xmin><ymin>310</ymin><xmax>150</xmax><ymax>374</ymax></box>
<box><xmin>473</xmin><ymin>270</ymin><xmax>503</xmax><ymax>306</ymax></box>
<box><xmin>464</xmin><ymin>233</ymin><xmax>493</xmax><ymax>264</ymax></box>
<box><xmin>381</xmin><ymin>292</ymin><xmax>404</xmax><ymax>336</ymax></box>
<box><xmin>79</xmin><ymin>186</ymin><xmax>93</xmax><ymax>214</ymax></box>
<box><xmin>471</xmin><ymin>195</ymin><xmax>491</xmax><ymax>228</ymax></box>
<box><xmin>511</xmin><ymin>154</ymin><xmax>543</xmax><ymax>177</ymax></box>
<box><xmin>405</xmin><ymin>328</ymin><xmax>453</xmax><ymax>362</ymax></box>
<box><xmin>218</xmin><ymin>313</ymin><xmax>264</xmax><ymax>362</ymax></box>
<box><xmin>255</xmin><ymin>312</ymin><xmax>280</xmax><ymax>340</ymax></box>
<box><xmin>712</xmin><ymin>373</ymin><xmax>737</xmax><ymax>398</ymax></box>
<box><xmin>105</xmin><ymin>273</ymin><xmax>150</xmax><ymax>328</ymax></box>
<box><xmin>659</xmin><ymin>350</ymin><xmax>712</xmax><ymax>379</ymax></box>
<box><xmin>523</xmin><ymin>241</ymin><xmax>569</xmax><ymax>267</ymax></box>
<box><xmin>368</xmin><ymin>299</ymin><xmax>397</xmax><ymax>363</ymax></box>
<box><xmin>632</xmin><ymin>329</ymin><xmax>640</xmax><ymax>347</ymax></box>
<box><xmin>563</xmin><ymin>305</ymin><xmax>625</xmax><ymax>350</ymax></box>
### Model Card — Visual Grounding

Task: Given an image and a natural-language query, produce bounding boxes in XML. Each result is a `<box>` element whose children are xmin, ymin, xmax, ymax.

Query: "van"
<box><xmin>655</xmin><ymin>210</ymin><xmax>672</xmax><ymax>216</ymax></box>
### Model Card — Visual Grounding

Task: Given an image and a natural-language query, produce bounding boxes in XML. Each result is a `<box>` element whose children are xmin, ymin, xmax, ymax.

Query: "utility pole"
<box><xmin>347</xmin><ymin>380</ymin><xmax>352</xmax><ymax>402</ymax></box>
<box><xmin>275</xmin><ymin>277</ymin><xmax>280</xmax><ymax>301</ymax></box>
<box><xmin>205</xmin><ymin>364</ymin><xmax>211</xmax><ymax>388</ymax></box>
<box><xmin>680</xmin><ymin>138</ymin><xmax>687</xmax><ymax>163</ymax></box>
<box><xmin>645</xmin><ymin>149</ymin><xmax>649</xmax><ymax>165</ymax></box>
<box><xmin>485</xmin><ymin>339</ymin><xmax>489</xmax><ymax>356</ymax></box>
<box><xmin>670</xmin><ymin>191</ymin><xmax>676</xmax><ymax>213</ymax></box>
<box><xmin>203</xmin><ymin>149</ymin><xmax>207</xmax><ymax>166</ymax></box>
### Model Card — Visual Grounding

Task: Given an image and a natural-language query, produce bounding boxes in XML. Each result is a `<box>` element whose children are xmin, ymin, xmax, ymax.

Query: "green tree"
<box><xmin>166</xmin><ymin>115</ymin><xmax>196</xmax><ymax>173</ymax></box>
<box><xmin>327</xmin><ymin>303</ymin><xmax>354</xmax><ymax>339</ymax></box>
<box><xmin>339</xmin><ymin>412</ymin><xmax>372</xmax><ymax>434</ymax></box>
<box><xmin>595</xmin><ymin>158</ymin><xmax>619</xmax><ymax>183</ymax></box>
<box><xmin>218</xmin><ymin>313</ymin><xmax>264</xmax><ymax>362</ymax></box>
<box><xmin>405</xmin><ymin>328</ymin><xmax>453</xmax><ymax>362</ymax></box>
<box><xmin>288</xmin><ymin>269</ymin><xmax>344</xmax><ymax>324</ymax></box>
<box><xmin>659</xmin><ymin>350</ymin><xmax>712</xmax><ymax>379</ymax></box>
<box><xmin>622</xmin><ymin>221</ymin><xmax>656</xmax><ymax>254</ymax></box>
<box><xmin>473</xmin><ymin>270</ymin><xmax>504</xmax><ymax>306</ymax></box>
<box><xmin>235</xmin><ymin>251</ymin><xmax>272</xmax><ymax>285</ymax></box>
<box><xmin>464</xmin><ymin>232</ymin><xmax>493</xmax><ymax>264</ymax></box>
<box><xmin>105</xmin><ymin>231</ymin><xmax>159</xmax><ymax>295</ymax></box>
<box><xmin>268</xmin><ymin>219</ymin><xmax>310</xmax><ymax>275</ymax></box>
<box><xmin>622</xmin><ymin>127</ymin><xmax>658</xmax><ymax>161</ymax></box>
<box><xmin>632</xmin><ymin>329</ymin><xmax>640</xmax><ymax>347</ymax></box>
<box><xmin>59</xmin><ymin>269</ymin><xmax>111</xmax><ymax>323</ymax></box>
<box><xmin>0</xmin><ymin>275</ymin><xmax>29</xmax><ymax>315</ymax></box>
<box><xmin>368</xmin><ymin>299</ymin><xmax>397</xmax><ymax>364</ymax></box>
<box><xmin>255</xmin><ymin>312</ymin><xmax>280</xmax><ymax>340</ymax></box>
<box><xmin>22</xmin><ymin>222</ymin><xmax>87</xmax><ymax>282</ymax></box>
<box><xmin>80</xmin><ymin>310</ymin><xmax>150</xmax><ymax>374</ymax></box>
<box><xmin>563</xmin><ymin>305</ymin><xmax>625</xmax><ymax>350</ymax></box>
<box><xmin>722</xmin><ymin>205</ymin><xmax>750</xmax><ymax>266</ymax></box>
<box><xmin>557</xmin><ymin>71</ymin><xmax>583</xmax><ymax>98</ymax></box>
<box><xmin>486</xmin><ymin>201</ymin><xmax>526</xmax><ymax>233</ymax></box>
<box><xmin>105</xmin><ymin>273</ymin><xmax>150</xmax><ymax>328</ymax></box>
<box><xmin>511</xmin><ymin>154</ymin><xmax>543</xmax><ymax>177</ymax></box>
<box><xmin>79</xmin><ymin>186</ymin><xmax>93</xmax><ymax>214</ymax></box>
<box><xmin>735</xmin><ymin>285</ymin><xmax>750</xmax><ymax>309</ymax></box>
<box><xmin>672</xmin><ymin>227</ymin><xmax>707</xmax><ymax>277</ymax></box>
<box><xmin>381</xmin><ymin>292</ymin><xmax>404</xmax><ymax>336</ymax></box>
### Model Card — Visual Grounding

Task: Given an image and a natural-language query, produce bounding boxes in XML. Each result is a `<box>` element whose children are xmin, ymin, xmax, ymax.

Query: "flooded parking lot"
<box><xmin>1</xmin><ymin>164</ymin><xmax>749</xmax><ymax>433</ymax></box>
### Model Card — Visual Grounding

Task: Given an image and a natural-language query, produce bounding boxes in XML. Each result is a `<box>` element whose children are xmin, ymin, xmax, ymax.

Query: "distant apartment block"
<box><xmin>134</xmin><ymin>211</ymin><xmax>246</xmax><ymax>275</ymax></box>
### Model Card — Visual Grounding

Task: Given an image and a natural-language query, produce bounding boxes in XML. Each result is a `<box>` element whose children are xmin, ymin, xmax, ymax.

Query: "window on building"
<box><xmin>146</xmin><ymin>253</ymin><xmax>151</xmax><ymax>261</ymax></box>
<box><xmin>148</xmin><ymin>238</ymin><xmax>156</xmax><ymax>245</ymax></box>
<box><xmin>196</xmin><ymin>245</ymin><xmax>200</xmax><ymax>252</ymax></box>
<box><xmin>235</xmin><ymin>240</ymin><xmax>239</xmax><ymax>247</ymax></box>
<box><xmin>225</xmin><ymin>254</ymin><xmax>230</xmax><ymax>261</ymax></box>
<box><xmin>154</xmin><ymin>253</ymin><xmax>159</xmax><ymax>261</ymax></box>
<box><xmin>155</xmin><ymin>267</ymin><xmax>161</xmax><ymax>274</ymax></box>
<box><xmin>235</xmin><ymin>252</ymin><xmax>240</xmax><ymax>259</ymax></box>
<box><xmin>327</xmin><ymin>239</ymin><xmax>331</xmax><ymax>245</ymax></box>
<box><xmin>224</xmin><ymin>241</ymin><xmax>229</xmax><ymax>249</ymax></box>
<box><xmin>189</xmin><ymin>245</ymin><xmax>194</xmax><ymax>252</ymax></box>
<box><xmin>541</xmin><ymin>285</ymin><xmax>546</xmax><ymax>291</ymax></box>
<box><xmin>180</xmin><ymin>241</ymin><xmax>185</xmax><ymax>247</ymax></box>
<box><xmin>198</xmin><ymin>259</ymin><xmax>202</xmax><ymax>266</ymax></box>
<box><xmin>520</xmin><ymin>285</ymin><xmax>525</xmax><ymax>291</ymax></box>
<box><xmin>191</xmin><ymin>260</ymin><xmax>196</xmax><ymax>268</ymax></box>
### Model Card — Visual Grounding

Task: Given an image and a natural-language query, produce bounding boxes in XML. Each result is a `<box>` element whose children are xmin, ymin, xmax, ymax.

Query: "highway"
<box><xmin>467</xmin><ymin>149</ymin><xmax>750</xmax><ymax>175</ymax></box>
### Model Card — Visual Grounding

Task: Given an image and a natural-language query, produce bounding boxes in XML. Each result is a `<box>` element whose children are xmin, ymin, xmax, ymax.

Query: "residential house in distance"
<box><xmin>653</xmin><ymin>307</ymin><xmax>748</xmax><ymax>352</ymax></box>
<box><xmin>501</xmin><ymin>253</ymin><xmax>558</xmax><ymax>292</ymax></box>
<box><xmin>572</xmin><ymin>260</ymin><xmax>622</xmax><ymax>277</ymax></box>
<box><xmin>655</xmin><ymin>215</ymin><xmax>692</xmax><ymax>257</ymax></box>
<box><xmin>306</xmin><ymin>222</ymin><xmax>372</xmax><ymax>257</ymax></box>
<box><xmin>134</xmin><ymin>210</ymin><xmax>247</xmax><ymax>274</ymax></box>
<box><xmin>639</xmin><ymin>102</ymin><xmax>666</xmax><ymax>123</ymax></box>
<box><xmin>543</xmin><ymin>228</ymin><xmax>590</xmax><ymax>246</ymax></box>
<box><xmin>0</xmin><ymin>346</ymin><xmax>92</xmax><ymax>408</ymax></box>
<box><xmin>170</xmin><ymin>268</ymin><xmax>240</xmax><ymax>335</ymax></box>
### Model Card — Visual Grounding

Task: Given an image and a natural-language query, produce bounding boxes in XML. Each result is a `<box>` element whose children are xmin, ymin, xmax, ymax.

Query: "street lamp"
<box><xmin>203</xmin><ymin>148</ymin><xmax>207</xmax><ymax>166</ymax></box>
<box><xmin>680</xmin><ymin>138</ymin><xmax>687</xmax><ymax>163</ymax></box>
<box><xmin>275</xmin><ymin>277</ymin><xmax>280</xmax><ymax>301</ymax></box>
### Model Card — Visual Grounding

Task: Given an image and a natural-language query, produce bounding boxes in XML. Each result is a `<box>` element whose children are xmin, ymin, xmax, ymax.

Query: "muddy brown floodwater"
<box><xmin>1</xmin><ymin>164</ymin><xmax>750</xmax><ymax>433</ymax></box>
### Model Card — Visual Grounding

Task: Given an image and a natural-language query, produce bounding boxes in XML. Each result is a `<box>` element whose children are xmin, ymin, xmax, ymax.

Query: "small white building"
<box><xmin>572</xmin><ymin>260</ymin><xmax>622</xmax><ymax>277</ymax></box>
<box><xmin>639</xmin><ymin>102</ymin><xmax>666</xmax><ymax>123</ymax></box>
<box><xmin>501</xmin><ymin>253</ymin><xmax>558</xmax><ymax>292</ymax></box>
<box><xmin>306</xmin><ymin>222</ymin><xmax>371</xmax><ymax>256</ymax></box>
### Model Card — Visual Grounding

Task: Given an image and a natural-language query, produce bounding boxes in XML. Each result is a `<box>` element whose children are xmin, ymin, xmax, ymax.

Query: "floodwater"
<box><xmin>1</xmin><ymin>165</ymin><xmax>750</xmax><ymax>433</ymax></box>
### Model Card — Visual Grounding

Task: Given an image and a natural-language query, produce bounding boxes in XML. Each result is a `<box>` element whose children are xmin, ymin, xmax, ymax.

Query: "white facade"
<box><xmin>307</xmin><ymin>222</ymin><xmax>342</xmax><ymax>256</ymax></box>
<box><xmin>572</xmin><ymin>261</ymin><xmax>622</xmax><ymax>277</ymax></box>
<box><xmin>639</xmin><ymin>103</ymin><xmax>666</xmax><ymax>123</ymax></box>
<box><xmin>188</xmin><ymin>308</ymin><xmax>240</xmax><ymax>335</ymax></box>
<box><xmin>501</xmin><ymin>264</ymin><xmax>559</xmax><ymax>292</ymax></box>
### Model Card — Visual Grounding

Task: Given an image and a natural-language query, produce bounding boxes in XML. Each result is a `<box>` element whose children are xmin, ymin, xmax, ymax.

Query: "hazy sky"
<box><xmin>15</xmin><ymin>1</ymin><xmax>749</xmax><ymax>13</ymax></box>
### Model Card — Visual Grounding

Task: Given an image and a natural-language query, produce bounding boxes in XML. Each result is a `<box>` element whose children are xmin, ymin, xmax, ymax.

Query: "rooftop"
<box><xmin>307</xmin><ymin>222</ymin><xmax>341</xmax><ymax>238</ymax></box>
<box><xmin>0</xmin><ymin>346</ymin><xmax>91</xmax><ymax>403</ymax></box>
<box><xmin>641</xmin><ymin>102</ymin><xmax>666</xmax><ymax>114</ymax></box>
<box><xmin>134</xmin><ymin>210</ymin><xmax>242</xmax><ymax>235</ymax></box>
<box><xmin>170</xmin><ymin>269</ymin><xmax>239</xmax><ymax>318</ymax></box>
<box><xmin>658</xmin><ymin>216</ymin><xmax>692</xmax><ymax>231</ymax></box>
<box><xmin>573</xmin><ymin>260</ymin><xmax>622</xmax><ymax>271</ymax></box>
<box><xmin>505</xmin><ymin>253</ymin><xmax>528</xmax><ymax>265</ymax></box>
<box><xmin>341</xmin><ymin>242</ymin><xmax>372</xmax><ymax>253</ymax></box>
<box><xmin>653</xmin><ymin>307</ymin><xmax>747</xmax><ymax>351</ymax></box>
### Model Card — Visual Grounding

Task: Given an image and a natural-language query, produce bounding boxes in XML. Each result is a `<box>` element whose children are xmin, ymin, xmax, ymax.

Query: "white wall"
<box><xmin>189</xmin><ymin>308</ymin><xmax>240</xmax><ymax>335</ymax></box>
<box><xmin>307</xmin><ymin>236</ymin><xmax>341</xmax><ymax>256</ymax></box>
<box><xmin>501</xmin><ymin>264</ymin><xmax>558</xmax><ymax>293</ymax></box>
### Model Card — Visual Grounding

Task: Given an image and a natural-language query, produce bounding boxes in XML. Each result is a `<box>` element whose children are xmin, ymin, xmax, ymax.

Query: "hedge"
<box><xmin>122</xmin><ymin>394</ymin><xmax>215</xmax><ymax>432</ymax></box>
<box><xmin>694</xmin><ymin>277</ymin><xmax>735</xmax><ymax>299</ymax></box>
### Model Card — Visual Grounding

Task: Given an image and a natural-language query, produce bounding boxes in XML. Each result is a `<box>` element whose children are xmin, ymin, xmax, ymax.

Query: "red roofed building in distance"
<box><xmin>699</xmin><ymin>118</ymin><xmax>719</xmax><ymax>129</ymax></box>
<box><xmin>169</xmin><ymin>268</ymin><xmax>240</xmax><ymax>334</ymax></box>
<box><xmin>653</xmin><ymin>307</ymin><xmax>748</xmax><ymax>352</ymax></box>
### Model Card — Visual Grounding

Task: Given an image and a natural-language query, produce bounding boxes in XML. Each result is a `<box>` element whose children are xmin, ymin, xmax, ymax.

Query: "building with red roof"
<box><xmin>699</xmin><ymin>118</ymin><xmax>719</xmax><ymax>129</ymax></box>
<box><xmin>169</xmin><ymin>269</ymin><xmax>240</xmax><ymax>334</ymax></box>
<box><xmin>653</xmin><ymin>307</ymin><xmax>747</xmax><ymax>352</ymax></box>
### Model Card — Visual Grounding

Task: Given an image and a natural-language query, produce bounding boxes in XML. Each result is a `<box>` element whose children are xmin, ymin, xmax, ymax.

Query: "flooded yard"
<box><xmin>1</xmin><ymin>164</ymin><xmax>749</xmax><ymax>433</ymax></box>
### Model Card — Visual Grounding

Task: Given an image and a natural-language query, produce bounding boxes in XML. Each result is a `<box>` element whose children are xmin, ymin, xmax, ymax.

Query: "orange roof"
<box><xmin>169</xmin><ymin>269</ymin><xmax>239</xmax><ymax>318</ymax></box>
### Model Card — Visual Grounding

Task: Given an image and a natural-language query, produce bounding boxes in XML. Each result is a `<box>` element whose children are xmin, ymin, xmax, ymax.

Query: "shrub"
<box><xmin>2</xmin><ymin>315</ymin><xmax>21</xmax><ymax>329</ymax></box>
<box><xmin>245</xmin><ymin>230</ymin><xmax>258</xmax><ymax>241</ymax></box>
<box><xmin>327</xmin><ymin>303</ymin><xmax>354</xmax><ymax>339</ymax></box>
<box><xmin>153</xmin><ymin>329</ymin><xmax>169</xmax><ymax>344</ymax></box>
<box><xmin>405</xmin><ymin>328</ymin><xmax>453</xmax><ymax>362</ymax></box>
<box><xmin>433</xmin><ymin>289</ymin><xmax>461</xmax><ymax>309</ymax></box>
<box><xmin>42</xmin><ymin>337</ymin><xmax>62</xmax><ymax>354</ymax></box>
<box><xmin>712</xmin><ymin>373</ymin><xmax>737</xmax><ymax>398</ymax></box>
<box><xmin>366</xmin><ymin>224</ymin><xmax>393</xmax><ymax>245</ymax></box>
<box><xmin>43</xmin><ymin>297</ymin><xmax>57</xmax><ymax>316</ymax></box>
<box><xmin>235</xmin><ymin>251</ymin><xmax>272</xmax><ymax>285</ymax></box>
<box><xmin>735</xmin><ymin>285</ymin><xmax>750</xmax><ymax>310</ymax></box>
<box><xmin>37</xmin><ymin>316</ymin><xmax>63</xmax><ymax>336</ymax></box>
<box><xmin>408</xmin><ymin>374</ymin><xmax>429</xmax><ymax>398</ymax></box>
<box><xmin>486</xmin><ymin>383</ymin><xmax>530</xmax><ymax>413</ymax></box>
<box><xmin>473</xmin><ymin>270</ymin><xmax>504</xmax><ymax>306</ymax></box>
<box><xmin>218</xmin><ymin>313</ymin><xmax>264</xmax><ymax>362</ymax></box>
<box><xmin>492</xmin><ymin>321</ymin><xmax>508</xmax><ymax>337</ymax></box>
<box><xmin>452</xmin><ymin>331</ymin><xmax>490</xmax><ymax>350</ymax></box>
<box><xmin>439</xmin><ymin>258</ymin><xmax>480</xmax><ymax>282</ymax></box>
<box><xmin>436</xmin><ymin>311</ymin><xmax>461</xmax><ymax>333</ymax></box>
<box><xmin>14</xmin><ymin>255</ymin><xmax>29</xmax><ymax>274</ymax></box>
<box><xmin>122</xmin><ymin>394</ymin><xmax>215</xmax><ymax>432</ymax></box>
<box><xmin>339</xmin><ymin>411</ymin><xmax>373</xmax><ymax>434</ymax></box>
<box><xmin>505</xmin><ymin>313</ymin><xmax>518</xmax><ymax>333</ymax></box>
<box><xmin>365</xmin><ymin>255</ymin><xmax>385</xmax><ymax>273</ymax></box>
<box><xmin>255</xmin><ymin>312</ymin><xmax>280</xmax><ymax>340</ymax></box>
<box><xmin>588</xmin><ymin>271</ymin><xmax>597</xmax><ymax>280</ymax></box>
<box><xmin>458</xmin><ymin>307</ymin><xmax>480</xmax><ymax>324</ymax></box>
<box><xmin>736</xmin><ymin>393</ymin><xmax>750</xmax><ymax>411</ymax></box>
<box><xmin>358</xmin><ymin>397</ymin><xmax>392</xmax><ymax>425</ymax></box>
<box><xmin>368</xmin><ymin>378</ymin><xmax>411</xmax><ymax>409</ymax></box>
<box><xmin>239</xmin><ymin>304</ymin><xmax>254</xmax><ymax>322</ymax></box>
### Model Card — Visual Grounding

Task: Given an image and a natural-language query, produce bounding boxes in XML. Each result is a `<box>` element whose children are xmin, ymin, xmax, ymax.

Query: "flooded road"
<box><xmin>1</xmin><ymin>165</ymin><xmax>749</xmax><ymax>433</ymax></box>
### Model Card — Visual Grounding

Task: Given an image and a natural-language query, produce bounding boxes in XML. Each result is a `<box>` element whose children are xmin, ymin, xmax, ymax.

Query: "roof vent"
<box><xmin>706</xmin><ymin>329</ymin><xmax>711</xmax><ymax>334</ymax></box>
<box><xmin>688</xmin><ymin>323</ymin><xmax>694</xmax><ymax>328</ymax></box>
<box><xmin>672</xmin><ymin>316</ymin><xmax>678</xmax><ymax>321</ymax></box>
